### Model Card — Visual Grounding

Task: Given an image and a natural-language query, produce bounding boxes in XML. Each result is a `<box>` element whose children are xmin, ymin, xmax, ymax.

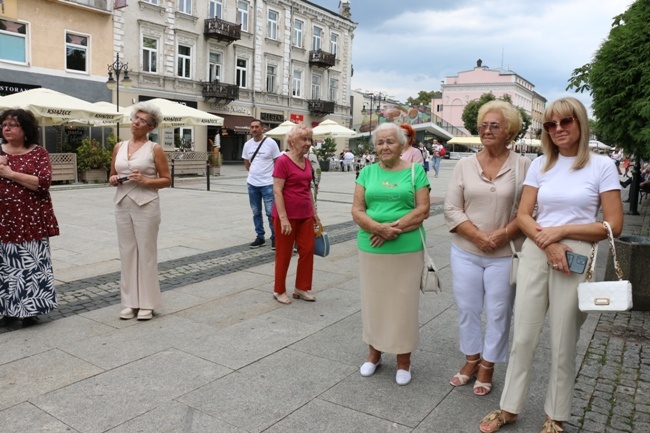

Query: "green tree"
<box><xmin>406</xmin><ymin>90</ymin><xmax>441</xmax><ymax>107</ymax></box>
<box><xmin>567</xmin><ymin>0</ymin><xmax>650</xmax><ymax>158</ymax></box>
<box><xmin>461</xmin><ymin>92</ymin><xmax>531</xmax><ymax>140</ymax></box>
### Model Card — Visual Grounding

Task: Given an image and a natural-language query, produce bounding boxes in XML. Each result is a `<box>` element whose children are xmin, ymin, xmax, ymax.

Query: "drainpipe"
<box><xmin>252</xmin><ymin>0</ymin><xmax>257</xmax><ymax>115</ymax></box>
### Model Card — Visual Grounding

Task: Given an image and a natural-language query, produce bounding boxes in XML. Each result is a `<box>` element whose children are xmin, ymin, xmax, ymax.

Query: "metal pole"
<box><xmin>171</xmin><ymin>159</ymin><xmax>175</xmax><ymax>188</ymax></box>
<box><xmin>206</xmin><ymin>159</ymin><xmax>210</xmax><ymax>191</ymax></box>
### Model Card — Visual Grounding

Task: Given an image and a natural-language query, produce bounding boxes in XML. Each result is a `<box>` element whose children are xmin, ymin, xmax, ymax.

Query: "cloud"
<box><xmin>314</xmin><ymin>0</ymin><xmax>632</xmax><ymax>113</ymax></box>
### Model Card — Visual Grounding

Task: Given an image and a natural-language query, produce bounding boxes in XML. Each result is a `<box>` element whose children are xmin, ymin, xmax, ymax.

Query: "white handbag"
<box><xmin>577</xmin><ymin>221</ymin><xmax>633</xmax><ymax>313</ymax></box>
<box><xmin>410</xmin><ymin>164</ymin><xmax>441</xmax><ymax>294</ymax></box>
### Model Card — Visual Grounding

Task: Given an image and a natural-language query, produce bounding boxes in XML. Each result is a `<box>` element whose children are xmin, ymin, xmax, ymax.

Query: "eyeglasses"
<box><xmin>1</xmin><ymin>122</ymin><xmax>20</xmax><ymax>129</ymax></box>
<box><xmin>543</xmin><ymin>117</ymin><xmax>575</xmax><ymax>133</ymax></box>
<box><xmin>130</xmin><ymin>116</ymin><xmax>153</xmax><ymax>127</ymax></box>
<box><xmin>477</xmin><ymin>123</ymin><xmax>501</xmax><ymax>133</ymax></box>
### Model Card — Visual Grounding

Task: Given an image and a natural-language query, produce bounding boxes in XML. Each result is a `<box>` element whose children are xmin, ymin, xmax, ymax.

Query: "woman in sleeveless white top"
<box><xmin>109</xmin><ymin>103</ymin><xmax>171</xmax><ymax>321</ymax></box>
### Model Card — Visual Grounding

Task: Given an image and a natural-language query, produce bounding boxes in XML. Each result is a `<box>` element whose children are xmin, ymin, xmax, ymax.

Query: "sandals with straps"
<box><xmin>540</xmin><ymin>417</ymin><xmax>563</xmax><ymax>433</ymax></box>
<box><xmin>479</xmin><ymin>410</ymin><xmax>517</xmax><ymax>433</ymax></box>
<box><xmin>450</xmin><ymin>357</ymin><xmax>480</xmax><ymax>387</ymax></box>
<box><xmin>474</xmin><ymin>362</ymin><xmax>493</xmax><ymax>396</ymax></box>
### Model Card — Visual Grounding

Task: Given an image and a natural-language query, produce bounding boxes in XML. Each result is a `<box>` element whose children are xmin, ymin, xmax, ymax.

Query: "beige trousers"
<box><xmin>115</xmin><ymin>196</ymin><xmax>162</xmax><ymax>310</ymax></box>
<box><xmin>500</xmin><ymin>238</ymin><xmax>591</xmax><ymax>421</ymax></box>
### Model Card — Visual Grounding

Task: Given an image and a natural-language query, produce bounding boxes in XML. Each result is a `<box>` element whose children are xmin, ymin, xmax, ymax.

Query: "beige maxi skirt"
<box><xmin>359</xmin><ymin>250</ymin><xmax>422</xmax><ymax>354</ymax></box>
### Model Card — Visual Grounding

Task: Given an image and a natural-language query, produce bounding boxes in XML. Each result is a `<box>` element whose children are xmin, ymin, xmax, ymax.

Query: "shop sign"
<box><xmin>0</xmin><ymin>81</ymin><xmax>40</xmax><ymax>97</ymax></box>
<box><xmin>290</xmin><ymin>114</ymin><xmax>304</xmax><ymax>123</ymax></box>
<box><xmin>209</xmin><ymin>104</ymin><xmax>250</xmax><ymax>115</ymax></box>
<box><xmin>261</xmin><ymin>112</ymin><xmax>284</xmax><ymax>123</ymax></box>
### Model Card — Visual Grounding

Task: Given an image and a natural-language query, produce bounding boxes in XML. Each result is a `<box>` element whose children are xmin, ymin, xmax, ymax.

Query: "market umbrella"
<box><xmin>265</xmin><ymin>120</ymin><xmax>298</xmax><ymax>138</ymax></box>
<box><xmin>312</xmin><ymin>119</ymin><xmax>358</xmax><ymax>138</ymax></box>
<box><xmin>589</xmin><ymin>140</ymin><xmax>612</xmax><ymax>151</ymax></box>
<box><xmin>123</xmin><ymin>98</ymin><xmax>223</xmax><ymax>128</ymax></box>
<box><xmin>0</xmin><ymin>88</ymin><xmax>124</xmax><ymax>126</ymax></box>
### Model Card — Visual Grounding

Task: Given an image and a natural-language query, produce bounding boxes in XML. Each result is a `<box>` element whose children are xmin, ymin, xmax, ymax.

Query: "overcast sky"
<box><xmin>311</xmin><ymin>0</ymin><xmax>632</xmax><ymax>114</ymax></box>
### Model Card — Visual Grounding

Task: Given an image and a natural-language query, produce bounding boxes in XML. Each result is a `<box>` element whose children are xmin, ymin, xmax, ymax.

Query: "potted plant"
<box><xmin>315</xmin><ymin>137</ymin><xmax>337</xmax><ymax>172</ymax></box>
<box><xmin>76</xmin><ymin>137</ymin><xmax>112</xmax><ymax>183</ymax></box>
<box><xmin>208</xmin><ymin>152</ymin><xmax>222</xmax><ymax>176</ymax></box>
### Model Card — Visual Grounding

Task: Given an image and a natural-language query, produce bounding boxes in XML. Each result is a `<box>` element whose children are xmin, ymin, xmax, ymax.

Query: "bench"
<box><xmin>50</xmin><ymin>153</ymin><xmax>78</xmax><ymax>183</ymax></box>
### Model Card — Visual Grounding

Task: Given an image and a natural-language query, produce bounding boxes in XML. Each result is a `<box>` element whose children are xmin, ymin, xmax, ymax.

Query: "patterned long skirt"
<box><xmin>0</xmin><ymin>238</ymin><xmax>57</xmax><ymax>318</ymax></box>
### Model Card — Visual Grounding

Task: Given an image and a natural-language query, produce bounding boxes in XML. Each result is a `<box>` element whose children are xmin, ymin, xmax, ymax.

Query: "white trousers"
<box><xmin>450</xmin><ymin>244</ymin><xmax>515</xmax><ymax>363</ymax></box>
<box><xmin>500</xmin><ymin>238</ymin><xmax>590</xmax><ymax>421</ymax></box>
<box><xmin>115</xmin><ymin>196</ymin><xmax>162</xmax><ymax>310</ymax></box>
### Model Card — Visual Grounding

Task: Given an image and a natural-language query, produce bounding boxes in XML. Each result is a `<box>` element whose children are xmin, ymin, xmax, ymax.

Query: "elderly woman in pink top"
<box><xmin>444</xmin><ymin>100</ymin><xmax>530</xmax><ymax>397</ymax></box>
<box><xmin>271</xmin><ymin>124</ymin><xmax>320</xmax><ymax>305</ymax></box>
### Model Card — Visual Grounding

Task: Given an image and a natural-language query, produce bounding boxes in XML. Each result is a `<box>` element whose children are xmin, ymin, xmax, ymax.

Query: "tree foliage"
<box><xmin>406</xmin><ymin>90</ymin><xmax>441</xmax><ymax>107</ymax></box>
<box><xmin>461</xmin><ymin>92</ymin><xmax>531</xmax><ymax>140</ymax></box>
<box><xmin>567</xmin><ymin>0</ymin><xmax>650</xmax><ymax>158</ymax></box>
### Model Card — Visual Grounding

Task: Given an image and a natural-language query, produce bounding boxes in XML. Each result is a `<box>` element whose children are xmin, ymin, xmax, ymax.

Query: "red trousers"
<box><xmin>273</xmin><ymin>217</ymin><xmax>314</xmax><ymax>294</ymax></box>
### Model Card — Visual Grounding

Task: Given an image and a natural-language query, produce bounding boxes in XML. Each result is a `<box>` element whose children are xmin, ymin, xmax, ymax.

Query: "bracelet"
<box><xmin>505</xmin><ymin>226</ymin><xmax>509</xmax><ymax>241</ymax></box>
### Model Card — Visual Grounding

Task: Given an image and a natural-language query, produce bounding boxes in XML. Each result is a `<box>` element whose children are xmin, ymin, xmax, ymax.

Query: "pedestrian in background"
<box><xmin>271</xmin><ymin>124</ymin><xmax>320</xmax><ymax>305</ymax></box>
<box><xmin>242</xmin><ymin>119</ymin><xmax>281</xmax><ymax>250</ymax></box>
<box><xmin>352</xmin><ymin>122</ymin><xmax>430</xmax><ymax>386</ymax></box>
<box><xmin>431</xmin><ymin>139</ymin><xmax>443</xmax><ymax>177</ymax></box>
<box><xmin>109</xmin><ymin>102</ymin><xmax>171</xmax><ymax>321</ymax></box>
<box><xmin>479</xmin><ymin>97</ymin><xmax>623</xmax><ymax>433</ymax></box>
<box><xmin>399</xmin><ymin>124</ymin><xmax>424</xmax><ymax>166</ymax></box>
<box><xmin>445</xmin><ymin>100</ymin><xmax>530</xmax><ymax>397</ymax></box>
<box><xmin>0</xmin><ymin>109</ymin><xmax>59</xmax><ymax>324</ymax></box>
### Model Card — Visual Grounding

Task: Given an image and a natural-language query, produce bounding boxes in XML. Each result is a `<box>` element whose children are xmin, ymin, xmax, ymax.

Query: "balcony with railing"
<box><xmin>202</xmin><ymin>81</ymin><xmax>239</xmax><ymax>103</ymax></box>
<box><xmin>204</xmin><ymin>18</ymin><xmax>242</xmax><ymax>44</ymax></box>
<box><xmin>308</xmin><ymin>100</ymin><xmax>335</xmax><ymax>116</ymax></box>
<box><xmin>309</xmin><ymin>50</ymin><xmax>336</xmax><ymax>68</ymax></box>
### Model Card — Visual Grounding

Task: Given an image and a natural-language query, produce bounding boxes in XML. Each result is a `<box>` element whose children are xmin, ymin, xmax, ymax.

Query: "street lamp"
<box><xmin>106</xmin><ymin>53</ymin><xmax>132</xmax><ymax>140</ymax></box>
<box><xmin>361</xmin><ymin>91</ymin><xmax>386</xmax><ymax>133</ymax></box>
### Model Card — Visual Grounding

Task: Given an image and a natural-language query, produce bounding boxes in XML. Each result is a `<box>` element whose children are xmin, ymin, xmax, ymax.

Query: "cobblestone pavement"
<box><xmin>566</xmin><ymin>200</ymin><xmax>650</xmax><ymax>433</ymax></box>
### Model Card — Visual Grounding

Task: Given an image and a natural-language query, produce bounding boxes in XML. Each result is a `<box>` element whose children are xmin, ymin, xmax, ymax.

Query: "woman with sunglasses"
<box><xmin>109</xmin><ymin>102</ymin><xmax>171</xmax><ymax>321</ymax></box>
<box><xmin>479</xmin><ymin>97</ymin><xmax>623</xmax><ymax>433</ymax></box>
<box><xmin>445</xmin><ymin>100</ymin><xmax>530</xmax><ymax>397</ymax></box>
<box><xmin>0</xmin><ymin>109</ymin><xmax>59</xmax><ymax>325</ymax></box>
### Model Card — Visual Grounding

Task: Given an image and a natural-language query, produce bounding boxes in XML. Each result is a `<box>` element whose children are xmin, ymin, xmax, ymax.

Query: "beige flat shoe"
<box><xmin>119</xmin><ymin>308</ymin><xmax>136</xmax><ymax>320</ymax></box>
<box><xmin>137</xmin><ymin>309</ymin><xmax>153</xmax><ymax>320</ymax></box>
<box><xmin>273</xmin><ymin>292</ymin><xmax>292</xmax><ymax>305</ymax></box>
<box><xmin>474</xmin><ymin>362</ymin><xmax>494</xmax><ymax>396</ymax></box>
<box><xmin>540</xmin><ymin>417</ymin><xmax>563</xmax><ymax>433</ymax></box>
<box><xmin>292</xmin><ymin>289</ymin><xmax>316</xmax><ymax>302</ymax></box>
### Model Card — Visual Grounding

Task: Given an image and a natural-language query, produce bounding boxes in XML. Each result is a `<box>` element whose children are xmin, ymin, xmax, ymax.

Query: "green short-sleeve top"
<box><xmin>356</xmin><ymin>163</ymin><xmax>430</xmax><ymax>254</ymax></box>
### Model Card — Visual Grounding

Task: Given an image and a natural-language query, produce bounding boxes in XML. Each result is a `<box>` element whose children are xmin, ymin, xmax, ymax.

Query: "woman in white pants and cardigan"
<box><xmin>479</xmin><ymin>98</ymin><xmax>623</xmax><ymax>433</ymax></box>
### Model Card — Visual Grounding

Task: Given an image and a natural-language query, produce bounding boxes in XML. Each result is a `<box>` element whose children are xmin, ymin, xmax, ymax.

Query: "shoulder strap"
<box><xmin>249</xmin><ymin>137</ymin><xmax>267</xmax><ymax>164</ymax></box>
<box><xmin>509</xmin><ymin>155</ymin><xmax>523</xmax><ymax>255</ymax></box>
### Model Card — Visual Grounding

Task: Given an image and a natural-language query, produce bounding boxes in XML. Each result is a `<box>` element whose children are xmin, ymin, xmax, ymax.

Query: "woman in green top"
<box><xmin>352</xmin><ymin>122</ymin><xmax>431</xmax><ymax>386</ymax></box>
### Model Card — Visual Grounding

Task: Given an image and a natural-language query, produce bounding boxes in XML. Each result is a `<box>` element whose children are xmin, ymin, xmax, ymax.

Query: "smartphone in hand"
<box><xmin>566</xmin><ymin>251</ymin><xmax>588</xmax><ymax>274</ymax></box>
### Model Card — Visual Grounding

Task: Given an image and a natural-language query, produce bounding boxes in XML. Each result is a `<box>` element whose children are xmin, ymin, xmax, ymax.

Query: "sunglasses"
<box><xmin>477</xmin><ymin>123</ymin><xmax>501</xmax><ymax>133</ymax></box>
<box><xmin>543</xmin><ymin>117</ymin><xmax>575</xmax><ymax>133</ymax></box>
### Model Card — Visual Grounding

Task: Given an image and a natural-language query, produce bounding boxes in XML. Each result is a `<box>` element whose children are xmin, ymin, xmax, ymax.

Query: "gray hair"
<box><xmin>131</xmin><ymin>101</ymin><xmax>163</xmax><ymax>128</ymax></box>
<box><xmin>371</xmin><ymin>122</ymin><xmax>407</xmax><ymax>147</ymax></box>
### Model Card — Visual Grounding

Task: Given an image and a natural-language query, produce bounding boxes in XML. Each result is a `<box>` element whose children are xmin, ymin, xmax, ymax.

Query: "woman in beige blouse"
<box><xmin>444</xmin><ymin>100</ymin><xmax>530</xmax><ymax>396</ymax></box>
<box><xmin>109</xmin><ymin>102</ymin><xmax>171</xmax><ymax>321</ymax></box>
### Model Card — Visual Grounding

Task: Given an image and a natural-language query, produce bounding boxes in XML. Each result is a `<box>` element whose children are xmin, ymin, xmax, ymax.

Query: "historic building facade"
<box><xmin>432</xmin><ymin>60</ymin><xmax>547</xmax><ymax>137</ymax></box>
<box><xmin>0</xmin><ymin>0</ymin><xmax>356</xmax><ymax>159</ymax></box>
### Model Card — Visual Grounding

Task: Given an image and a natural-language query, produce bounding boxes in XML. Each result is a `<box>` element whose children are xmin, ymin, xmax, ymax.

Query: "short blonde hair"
<box><xmin>541</xmin><ymin>97</ymin><xmax>590</xmax><ymax>172</ymax></box>
<box><xmin>477</xmin><ymin>100</ymin><xmax>522</xmax><ymax>143</ymax></box>
<box><xmin>286</xmin><ymin>123</ymin><xmax>312</xmax><ymax>147</ymax></box>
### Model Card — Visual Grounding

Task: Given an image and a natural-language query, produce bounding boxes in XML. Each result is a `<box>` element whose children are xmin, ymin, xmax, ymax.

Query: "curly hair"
<box><xmin>130</xmin><ymin>101</ymin><xmax>163</xmax><ymax>129</ymax></box>
<box><xmin>1</xmin><ymin>109</ymin><xmax>40</xmax><ymax>147</ymax></box>
<box><xmin>286</xmin><ymin>123</ymin><xmax>312</xmax><ymax>148</ymax></box>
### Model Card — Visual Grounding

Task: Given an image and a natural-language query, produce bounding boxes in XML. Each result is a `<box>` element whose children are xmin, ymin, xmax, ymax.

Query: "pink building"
<box><xmin>433</xmin><ymin>60</ymin><xmax>546</xmax><ymax>136</ymax></box>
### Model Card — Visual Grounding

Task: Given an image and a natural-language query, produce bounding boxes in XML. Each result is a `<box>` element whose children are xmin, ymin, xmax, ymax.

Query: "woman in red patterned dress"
<box><xmin>0</xmin><ymin>109</ymin><xmax>59</xmax><ymax>324</ymax></box>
